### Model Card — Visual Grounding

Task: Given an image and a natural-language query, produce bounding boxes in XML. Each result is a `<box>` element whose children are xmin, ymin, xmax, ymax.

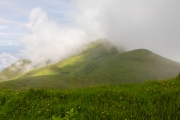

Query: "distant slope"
<box><xmin>0</xmin><ymin>59</ymin><xmax>31</xmax><ymax>82</ymax></box>
<box><xmin>0</xmin><ymin>40</ymin><xmax>180</xmax><ymax>89</ymax></box>
<box><xmin>81</xmin><ymin>49</ymin><xmax>180</xmax><ymax>84</ymax></box>
<box><xmin>17</xmin><ymin>40</ymin><xmax>120</xmax><ymax>78</ymax></box>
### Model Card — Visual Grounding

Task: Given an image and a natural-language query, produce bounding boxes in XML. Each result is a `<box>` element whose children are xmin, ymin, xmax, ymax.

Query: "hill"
<box><xmin>0</xmin><ymin>40</ymin><xmax>180</xmax><ymax>90</ymax></box>
<box><xmin>0</xmin><ymin>59</ymin><xmax>31</xmax><ymax>82</ymax></box>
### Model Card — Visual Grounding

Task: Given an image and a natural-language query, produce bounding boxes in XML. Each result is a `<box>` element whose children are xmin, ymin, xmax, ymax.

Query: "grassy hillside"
<box><xmin>15</xmin><ymin>42</ymin><xmax>180</xmax><ymax>83</ymax></box>
<box><xmin>1</xmin><ymin>77</ymin><xmax>180</xmax><ymax>119</ymax></box>
<box><xmin>16</xmin><ymin>40</ymin><xmax>120</xmax><ymax>78</ymax></box>
<box><xmin>0</xmin><ymin>40</ymin><xmax>180</xmax><ymax>90</ymax></box>
<box><xmin>0</xmin><ymin>59</ymin><xmax>31</xmax><ymax>82</ymax></box>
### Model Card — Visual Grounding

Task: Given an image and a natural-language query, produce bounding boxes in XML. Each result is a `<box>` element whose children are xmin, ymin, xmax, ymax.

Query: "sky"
<box><xmin>0</xmin><ymin>0</ymin><xmax>180</xmax><ymax>70</ymax></box>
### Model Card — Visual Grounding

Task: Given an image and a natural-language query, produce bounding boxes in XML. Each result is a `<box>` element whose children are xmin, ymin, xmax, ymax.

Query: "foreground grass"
<box><xmin>1</xmin><ymin>78</ymin><xmax>180</xmax><ymax>119</ymax></box>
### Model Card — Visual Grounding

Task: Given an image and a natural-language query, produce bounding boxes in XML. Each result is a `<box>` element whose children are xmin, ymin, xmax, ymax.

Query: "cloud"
<box><xmin>19</xmin><ymin>7</ymin><xmax>88</xmax><ymax>67</ymax></box>
<box><xmin>0</xmin><ymin>42</ymin><xmax>18</xmax><ymax>46</ymax></box>
<box><xmin>1</xmin><ymin>0</ymin><xmax>180</xmax><ymax>72</ymax></box>
<box><xmin>0</xmin><ymin>53</ymin><xmax>17</xmax><ymax>70</ymax></box>
<box><xmin>72</xmin><ymin>0</ymin><xmax>180</xmax><ymax>62</ymax></box>
<box><xmin>0</xmin><ymin>17</ymin><xmax>15</xmax><ymax>24</ymax></box>
<box><xmin>0</xmin><ymin>19</ymin><xmax>27</xmax><ymax>45</ymax></box>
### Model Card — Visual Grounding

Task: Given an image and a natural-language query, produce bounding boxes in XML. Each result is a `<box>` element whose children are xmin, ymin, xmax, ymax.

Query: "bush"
<box><xmin>176</xmin><ymin>73</ymin><xmax>180</xmax><ymax>80</ymax></box>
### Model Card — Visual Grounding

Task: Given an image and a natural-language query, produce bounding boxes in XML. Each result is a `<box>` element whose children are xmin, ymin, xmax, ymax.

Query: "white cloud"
<box><xmin>72</xmin><ymin>0</ymin><xmax>180</xmax><ymax>62</ymax></box>
<box><xmin>0</xmin><ymin>25</ymin><xmax>10</xmax><ymax>30</ymax></box>
<box><xmin>0</xmin><ymin>42</ymin><xmax>18</xmax><ymax>46</ymax></box>
<box><xmin>19</xmin><ymin>7</ymin><xmax>88</xmax><ymax>67</ymax></box>
<box><xmin>0</xmin><ymin>17</ymin><xmax>15</xmax><ymax>24</ymax></box>
<box><xmin>1</xmin><ymin>0</ymin><xmax>180</xmax><ymax>72</ymax></box>
<box><xmin>0</xmin><ymin>53</ymin><xmax>17</xmax><ymax>70</ymax></box>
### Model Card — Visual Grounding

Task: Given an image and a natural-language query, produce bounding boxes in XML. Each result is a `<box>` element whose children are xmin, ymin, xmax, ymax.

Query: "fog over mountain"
<box><xmin>72</xmin><ymin>0</ymin><xmax>180</xmax><ymax>61</ymax></box>
<box><xmin>19</xmin><ymin>7</ymin><xmax>88</xmax><ymax>68</ymax></box>
<box><xmin>0</xmin><ymin>0</ymin><xmax>180</xmax><ymax>70</ymax></box>
<box><xmin>0</xmin><ymin>53</ymin><xmax>17</xmax><ymax>70</ymax></box>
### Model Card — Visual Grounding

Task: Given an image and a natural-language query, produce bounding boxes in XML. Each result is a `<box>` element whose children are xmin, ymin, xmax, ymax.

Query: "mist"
<box><xmin>71</xmin><ymin>0</ymin><xmax>180</xmax><ymax>62</ymax></box>
<box><xmin>0</xmin><ymin>53</ymin><xmax>17</xmax><ymax>70</ymax></box>
<box><xmin>2</xmin><ymin>0</ymin><xmax>180</xmax><ymax>71</ymax></box>
<box><xmin>19</xmin><ymin>7</ymin><xmax>88</xmax><ymax>68</ymax></box>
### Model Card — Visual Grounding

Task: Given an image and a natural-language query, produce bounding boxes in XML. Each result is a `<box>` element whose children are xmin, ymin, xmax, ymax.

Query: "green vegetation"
<box><xmin>1</xmin><ymin>40</ymin><xmax>180</xmax><ymax>90</ymax></box>
<box><xmin>52</xmin><ymin>108</ymin><xmax>77</xmax><ymax>120</ymax></box>
<box><xmin>1</xmin><ymin>77</ymin><xmax>180</xmax><ymax>119</ymax></box>
<box><xmin>0</xmin><ymin>59</ymin><xmax>31</xmax><ymax>82</ymax></box>
<box><xmin>1</xmin><ymin>40</ymin><xmax>180</xmax><ymax>119</ymax></box>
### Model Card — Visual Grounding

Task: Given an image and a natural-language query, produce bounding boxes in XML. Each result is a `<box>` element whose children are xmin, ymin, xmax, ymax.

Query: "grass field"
<box><xmin>1</xmin><ymin>76</ymin><xmax>180</xmax><ymax>119</ymax></box>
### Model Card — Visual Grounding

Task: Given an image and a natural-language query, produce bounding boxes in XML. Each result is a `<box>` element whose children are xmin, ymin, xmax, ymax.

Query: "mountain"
<box><xmin>0</xmin><ymin>40</ymin><xmax>180</xmax><ymax>90</ymax></box>
<box><xmin>0</xmin><ymin>59</ymin><xmax>31</xmax><ymax>82</ymax></box>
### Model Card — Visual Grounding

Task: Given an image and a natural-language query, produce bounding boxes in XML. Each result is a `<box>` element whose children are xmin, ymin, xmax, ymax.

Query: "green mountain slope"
<box><xmin>0</xmin><ymin>59</ymin><xmax>31</xmax><ymax>82</ymax></box>
<box><xmin>0</xmin><ymin>40</ymin><xmax>180</xmax><ymax>90</ymax></box>
<box><xmin>17</xmin><ymin>40</ymin><xmax>120</xmax><ymax>78</ymax></box>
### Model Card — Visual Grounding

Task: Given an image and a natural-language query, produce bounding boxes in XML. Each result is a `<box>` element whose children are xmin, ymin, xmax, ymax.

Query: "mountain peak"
<box><xmin>0</xmin><ymin>40</ymin><xmax>180</xmax><ymax>89</ymax></box>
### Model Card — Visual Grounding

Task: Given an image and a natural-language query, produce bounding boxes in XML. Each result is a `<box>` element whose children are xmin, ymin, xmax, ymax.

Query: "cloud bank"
<box><xmin>72</xmin><ymin>0</ymin><xmax>180</xmax><ymax>62</ymax></box>
<box><xmin>0</xmin><ymin>53</ymin><xmax>17</xmax><ymax>70</ymax></box>
<box><xmin>19</xmin><ymin>7</ymin><xmax>88</xmax><ymax>67</ymax></box>
<box><xmin>1</xmin><ymin>0</ymin><xmax>180</xmax><ymax>71</ymax></box>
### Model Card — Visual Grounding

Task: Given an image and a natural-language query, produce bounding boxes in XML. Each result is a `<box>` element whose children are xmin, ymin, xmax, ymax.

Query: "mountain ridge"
<box><xmin>0</xmin><ymin>40</ymin><xmax>180</xmax><ymax>90</ymax></box>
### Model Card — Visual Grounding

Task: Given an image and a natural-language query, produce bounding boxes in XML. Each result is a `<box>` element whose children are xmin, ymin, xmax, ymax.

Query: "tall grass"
<box><xmin>1</xmin><ymin>78</ymin><xmax>180</xmax><ymax>119</ymax></box>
